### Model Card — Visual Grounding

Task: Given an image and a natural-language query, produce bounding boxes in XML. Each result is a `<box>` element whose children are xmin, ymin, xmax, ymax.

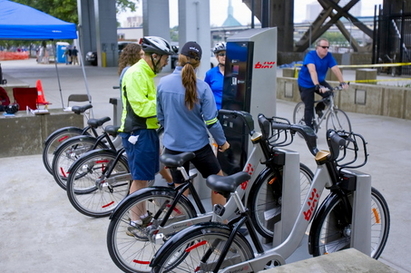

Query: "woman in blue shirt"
<box><xmin>204</xmin><ymin>42</ymin><xmax>226</xmax><ymax>109</ymax></box>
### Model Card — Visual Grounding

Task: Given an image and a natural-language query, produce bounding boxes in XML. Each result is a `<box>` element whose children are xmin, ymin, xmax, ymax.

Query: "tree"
<box><xmin>1</xmin><ymin>0</ymin><xmax>139</xmax><ymax>49</ymax></box>
<box><xmin>11</xmin><ymin>0</ymin><xmax>139</xmax><ymax>24</ymax></box>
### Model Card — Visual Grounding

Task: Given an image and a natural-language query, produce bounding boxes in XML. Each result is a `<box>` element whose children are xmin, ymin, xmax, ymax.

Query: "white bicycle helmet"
<box><xmin>213</xmin><ymin>42</ymin><xmax>226</xmax><ymax>54</ymax></box>
<box><xmin>141</xmin><ymin>36</ymin><xmax>173</xmax><ymax>55</ymax></box>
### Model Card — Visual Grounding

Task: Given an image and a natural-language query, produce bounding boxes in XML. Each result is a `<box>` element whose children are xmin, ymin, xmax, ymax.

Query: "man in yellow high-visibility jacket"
<box><xmin>118</xmin><ymin>36</ymin><xmax>173</xmax><ymax>235</ymax></box>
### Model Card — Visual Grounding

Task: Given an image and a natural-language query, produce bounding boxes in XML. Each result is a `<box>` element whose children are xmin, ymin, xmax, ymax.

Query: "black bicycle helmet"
<box><xmin>141</xmin><ymin>36</ymin><xmax>173</xmax><ymax>56</ymax></box>
<box><xmin>213</xmin><ymin>42</ymin><xmax>226</xmax><ymax>54</ymax></box>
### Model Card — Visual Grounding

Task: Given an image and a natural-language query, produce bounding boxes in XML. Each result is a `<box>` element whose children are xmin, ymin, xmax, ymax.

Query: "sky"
<box><xmin>118</xmin><ymin>0</ymin><xmax>383</xmax><ymax>27</ymax></box>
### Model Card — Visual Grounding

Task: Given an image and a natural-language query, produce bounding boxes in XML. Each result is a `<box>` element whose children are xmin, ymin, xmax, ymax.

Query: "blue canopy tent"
<box><xmin>0</xmin><ymin>0</ymin><xmax>77</xmax><ymax>40</ymax></box>
<box><xmin>0</xmin><ymin>0</ymin><xmax>91</xmax><ymax>109</ymax></box>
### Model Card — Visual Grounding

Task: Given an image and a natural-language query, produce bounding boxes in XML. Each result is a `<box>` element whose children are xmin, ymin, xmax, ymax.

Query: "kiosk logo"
<box><xmin>254</xmin><ymin>61</ymin><xmax>276</xmax><ymax>69</ymax></box>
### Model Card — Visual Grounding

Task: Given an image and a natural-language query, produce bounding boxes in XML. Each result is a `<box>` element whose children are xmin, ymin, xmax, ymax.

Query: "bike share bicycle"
<box><xmin>106</xmin><ymin>110</ymin><xmax>314</xmax><ymax>273</ymax></box>
<box><xmin>42</xmin><ymin>104</ymin><xmax>94</xmax><ymax>174</ymax></box>
<box><xmin>50</xmin><ymin>116</ymin><xmax>122</xmax><ymax>190</ymax></box>
<box><xmin>293</xmin><ymin>85</ymin><xmax>351</xmax><ymax>134</ymax></box>
<box><xmin>63</xmin><ymin>128</ymin><xmax>166</xmax><ymax>217</ymax></box>
<box><xmin>150</xmin><ymin>111</ymin><xmax>390</xmax><ymax>273</ymax></box>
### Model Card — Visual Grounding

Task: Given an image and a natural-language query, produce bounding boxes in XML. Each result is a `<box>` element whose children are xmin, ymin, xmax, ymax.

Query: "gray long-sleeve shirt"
<box><xmin>157</xmin><ymin>66</ymin><xmax>226</xmax><ymax>152</ymax></box>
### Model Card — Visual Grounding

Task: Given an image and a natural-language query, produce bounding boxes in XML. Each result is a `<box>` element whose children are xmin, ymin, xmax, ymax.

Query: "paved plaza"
<box><xmin>1</xmin><ymin>59</ymin><xmax>410</xmax><ymax>272</ymax></box>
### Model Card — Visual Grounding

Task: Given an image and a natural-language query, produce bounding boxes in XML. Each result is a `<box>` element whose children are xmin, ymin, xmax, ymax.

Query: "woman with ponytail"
<box><xmin>157</xmin><ymin>41</ymin><xmax>230</xmax><ymax>206</ymax></box>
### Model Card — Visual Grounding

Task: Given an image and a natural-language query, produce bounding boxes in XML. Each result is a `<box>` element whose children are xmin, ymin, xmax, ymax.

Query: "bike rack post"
<box><xmin>272</xmin><ymin>149</ymin><xmax>301</xmax><ymax>247</ymax></box>
<box><xmin>343</xmin><ymin>169</ymin><xmax>372</xmax><ymax>256</ymax></box>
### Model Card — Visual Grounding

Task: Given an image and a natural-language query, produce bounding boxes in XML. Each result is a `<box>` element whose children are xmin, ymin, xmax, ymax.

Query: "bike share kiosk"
<box><xmin>217</xmin><ymin>28</ymin><xmax>302</xmax><ymax>245</ymax></box>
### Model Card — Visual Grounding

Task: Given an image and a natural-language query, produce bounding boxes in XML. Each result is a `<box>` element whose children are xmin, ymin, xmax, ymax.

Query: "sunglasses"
<box><xmin>217</xmin><ymin>53</ymin><xmax>226</xmax><ymax>57</ymax></box>
<box><xmin>319</xmin><ymin>46</ymin><xmax>329</xmax><ymax>49</ymax></box>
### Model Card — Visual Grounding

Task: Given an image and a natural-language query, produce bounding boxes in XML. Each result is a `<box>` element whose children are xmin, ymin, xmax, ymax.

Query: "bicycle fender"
<box><xmin>307</xmin><ymin>192</ymin><xmax>337</xmax><ymax>255</ymax></box>
<box><xmin>246</xmin><ymin>167</ymin><xmax>273</xmax><ymax>206</ymax></box>
<box><xmin>66</xmin><ymin>148</ymin><xmax>118</xmax><ymax>173</ymax></box>
<box><xmin>44</xmin><ymin>126</ymin><xmax>85</xmax><ymax>145</ymax></box>
<box><xmin>52</xmin><ymin>134</ymin><xmax>99</xmax><ymax>155</ymax></box>
<box><xmin>108</xmin><ymin>186</ymin><xmax>192</xmax><ymax>220</ymax></box>
<box><xmin>150</xmin><ymin>222</ymin><xmax>239</xmax><ymax>267</ymax></box>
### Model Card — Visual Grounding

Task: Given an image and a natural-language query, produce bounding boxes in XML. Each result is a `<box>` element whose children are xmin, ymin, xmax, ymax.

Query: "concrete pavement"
<box><xmin>1</xmin><ymin>59</ymin><xmax>411</xmax><ymax>272</ymax></box>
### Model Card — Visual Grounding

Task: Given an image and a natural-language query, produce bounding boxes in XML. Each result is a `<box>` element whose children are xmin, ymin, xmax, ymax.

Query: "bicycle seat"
<box><xmin>104</xmin><ymin>125</ymin><xmax>120</xmax><ymax>137</ymax></box>
<box><xmin>206</xmin><ymin>171</ymin><xmax>251</xmax><ymax>196</ymax></box>
<box><xmin>87</xmin><ymin>116</ymin><xmax>111</xmax><ymax>128</ymax></box>
<box><xmin>71</xmin><ymin>104</ymin><xmax>93</xmax><ymax>114</ymax></box>
<box><xmin>160</xmin><ymin>152</ymin><xmax>195</xmax><ymax>168</ymax></box>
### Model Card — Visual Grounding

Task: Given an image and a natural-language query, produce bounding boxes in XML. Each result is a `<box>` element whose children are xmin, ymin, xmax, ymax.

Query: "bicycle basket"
<box><xmin>266</xmin><ymin>117</ymin><xmax>294</xmax><ymax>148</ymax></box>
<box><xmin>331</xmin><ymin>130</ymin><xmax>368</xmax><ymax>169</ymax></box>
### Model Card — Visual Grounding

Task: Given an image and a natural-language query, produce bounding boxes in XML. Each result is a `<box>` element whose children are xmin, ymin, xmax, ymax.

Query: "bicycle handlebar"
<box><xmin>268</xmin><ymin>118</ymin><xmax>319</xmax><ymax>156</ymax></box>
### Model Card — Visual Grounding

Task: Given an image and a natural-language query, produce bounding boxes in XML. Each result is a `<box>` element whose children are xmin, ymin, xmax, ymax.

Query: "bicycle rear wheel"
<box><xmin>310</xmin><ymin>187</ymin><xmax>390</xmax><ymax>259</ymax></box>
<box><xmin>151</xmin><ymin>225</ymin><xmax>254</xmax><ymax>273</ymax></box>
<box><xmin>293</xmin><ymin>102</ymin><xmax>318</xmax><ymax>134</ymax></box>
<box><xmin>248</xmin><ymin>163</ymin><xmax>314</xmax><ymax>239</ymax></box>
<box><xmin>293</xmin><ymin>101</ymin><xmax>306</xmax><ymax>126</ymax></box>
<box><xmin>326</xmin><ymin>108</ymin><xmax>352</xmax><ymax>132</ymax></box>
<box><xmin>42</xmin><ymin>127</ymin><xmax>85</xmax><ymax>174</ymax></box>
<box><xmin>107</xmin><ymin>190</ymin><xmax>197</xmax><ymax>273</ymax></box>
<box><xmin>51</xmin><ymin>136</ymin><xmax>106</xmax><ymax>190</ymax></box>
<box><xmin>66</xmin><ymin>150</ymin><xmax>130</xmax><ymax>217</ymax></box>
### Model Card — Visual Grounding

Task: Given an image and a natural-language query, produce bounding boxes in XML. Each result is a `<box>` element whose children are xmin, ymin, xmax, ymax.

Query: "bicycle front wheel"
<box><xmin>248</xmin><ymin>163</ymin><xmax>314</xmax><ymax>239</ymax></box>
<box><xmin>66</xmin><ymin>150</ymin><xmax>130</xmax><ymax>217</ymax></box>
<box><xmin>326</xmin><ymin>108</ymin><xmax>352</xmax><ymax>132</ymax></box>
<box><xmin>51</xmin><ymin>136</ymin><xmax>106</xmax><ymax>190</ymax></box>
<box><xmin>151</xmin><ymin>225</ymin><xmax>254</xmax><ymax>273</ymax></box>
<box><xmin>42</xmin><ymin>127</ymin><xmax>84</xmax><ymax>174</ymax></box>
<box><xmin>310</xmin><ymin>187</ymin><xmax>390</xmax><ymax>259</ymax></box>
<box><xmin>107</xmin><ymin>190</ymin><xmax>197</xmax><ymax>273</ymax></box>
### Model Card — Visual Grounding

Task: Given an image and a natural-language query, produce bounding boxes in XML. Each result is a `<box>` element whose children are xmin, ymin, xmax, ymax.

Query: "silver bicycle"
<box><xmin>293</xmin><ymin>86</ymin><xmax>352</xmax><ymax>134</ymax></box>
<box><xmin>150</xmin><ymin>114</ymin><xmax>390</xmax><ymax>273</ymax></box>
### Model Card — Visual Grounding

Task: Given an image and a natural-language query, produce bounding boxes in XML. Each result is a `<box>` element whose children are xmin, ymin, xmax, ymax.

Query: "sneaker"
<box><xmin>126</xmin><ymin>212</ymin><xmax>153</xmax><ymax>237</ymax></box>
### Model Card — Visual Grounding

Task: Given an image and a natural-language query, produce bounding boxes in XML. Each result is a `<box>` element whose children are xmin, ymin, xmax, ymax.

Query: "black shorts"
<box><xmin>164</xmin><ymin>144</ymin><xmax>221</xmax><ymax>184</ymax></box>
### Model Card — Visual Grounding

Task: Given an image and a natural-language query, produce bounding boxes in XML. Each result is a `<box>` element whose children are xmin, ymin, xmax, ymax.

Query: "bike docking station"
<box><xmin>340</xmin><ymin>169</ymin><xmax>371</xmax><ymax>255</ymax></box>
<box><xmin>217</xmin><ymin>28</ymin><xmax>303</xmax><ymax>248</ymax></box>
<box><xmin>215</xmin><ymin>27</ymin><xmax>376</xmax><ymax>269</ymax></box>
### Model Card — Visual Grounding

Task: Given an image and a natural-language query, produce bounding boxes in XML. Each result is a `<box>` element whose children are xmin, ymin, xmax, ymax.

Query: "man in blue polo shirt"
<box><xmin>298</xmin><ymin>38</ymin><xmax>348</xmax><ymax>129</ymax></box>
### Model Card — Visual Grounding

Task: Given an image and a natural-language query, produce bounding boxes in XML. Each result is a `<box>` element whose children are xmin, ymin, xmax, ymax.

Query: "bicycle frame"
<box><xmin>313</xmin><ymin>92</ymin><xmax>335</xmax><ymax>129</ymax></box>
<box><xmin>146</xmin><ymin>130</ymin><xmax>267</xmax><ymax>239</ymax></box>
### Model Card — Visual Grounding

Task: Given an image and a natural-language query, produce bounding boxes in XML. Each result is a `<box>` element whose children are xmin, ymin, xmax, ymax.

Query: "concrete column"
<box><xmin>77</xmin><ymin>0</ymin><xmax>96</xmax><ymax>62</ymax></box>
<box><xmin>178</xmin><ymin>0</ymin><xmax>211</xmax><ymax>79</ymax></box>
<box><xmin>94</xmin><ymin>0</ymin><xmax>118</xmax><ymax>67</ymax></box>
<box><xmin>77</xmin><ymin>0</ymin><xmax>117</xmax><ymax>67</ymax></box>
<box><xmin>142</xmin><ymin>0</ymin><xmax>171</xmax><ymax>72</ymax></box>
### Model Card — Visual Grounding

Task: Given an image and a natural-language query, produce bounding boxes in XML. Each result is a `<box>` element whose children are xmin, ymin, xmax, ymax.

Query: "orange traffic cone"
<box><xmin>35</xmin><ymin>79</ymin><xmax>50</xmax><ymax>106</ymax></box>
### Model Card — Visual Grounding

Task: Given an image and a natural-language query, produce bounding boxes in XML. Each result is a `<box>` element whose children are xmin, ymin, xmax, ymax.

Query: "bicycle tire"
<box><xmin>248</xmin><ymin>163</ymin><xmax>314</xmax><ymax>239</ymax></box>
<box><xmin>51</xmin><ymin>135</ymin><xmax>107</xmax><ymax>190</ymax></box>
<box><xmin>293</xmin><ymin>102</ymin><xmax>318</xmax><ymax>134</ymax></box>
<box><xmin>42</xmin><ymin>127</ymin><xmax>85</xmax><ymax>174</ymax></box>
<box><xmin>326</xmin><ymin>108</ymin><xmax>352</xmax><ymax>132</ymax></box>
<box><xmin>151</xmin><ymin>223</ymin><xmax>254</xmax><ymax>273</ymax></box>
<box><xmin>107</xmin><ymin>189</ymin><xmax>197</xmax><ymax>273</ymax></box>
<box><xmin>293</xmin><ymin>101</ymin><xmax>306</xmax><ymax>126</ymax></box>
<box><xmin>309</xmin><ymin>187</ymin><xmax>390</xmax><ymax>259</ymax></box>
<box><xmin>66</xmin><ymin>149</ymin><xmax>130</xmax><ymax>217</ymax></box>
